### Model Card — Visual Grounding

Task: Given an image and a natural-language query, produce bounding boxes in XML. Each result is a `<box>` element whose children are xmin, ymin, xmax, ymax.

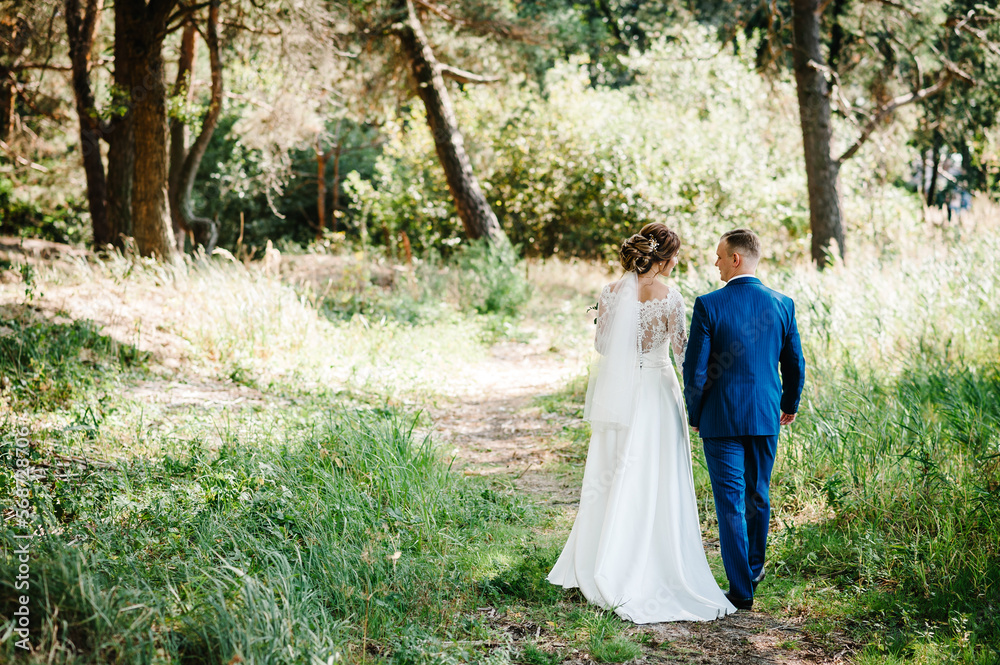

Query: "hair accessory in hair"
<box><xmin>648</xmin><ymin>238</ymin><xmax>659</xmax><ymax>251</ymax></box>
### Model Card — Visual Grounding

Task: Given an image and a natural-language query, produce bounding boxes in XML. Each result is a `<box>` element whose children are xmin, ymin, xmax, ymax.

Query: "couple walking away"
<box><xmin>546</xmin><ymin>224</ymin><xmax>806</xmax><ymax>623</ymax></box>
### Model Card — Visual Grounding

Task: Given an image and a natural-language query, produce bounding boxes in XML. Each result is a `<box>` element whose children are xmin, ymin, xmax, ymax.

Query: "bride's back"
<box><xmin>606</xmin><ymin>277</ymin><xmax>669</xmax><ymax>302</ymax></box>
<box><xmin>638</xmin><ymin>279</ymin><xmax>670</xmax><ymax>303</ymax></box>
<box><xmin>598</xmin><ymin>277</ymin><xmax>686</xmax><ymax>360</ymax></box>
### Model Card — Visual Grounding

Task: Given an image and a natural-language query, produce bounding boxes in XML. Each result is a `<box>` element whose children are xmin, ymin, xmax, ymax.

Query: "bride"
<box><xmin>547</xmin><ymin>223</ymin><xmax>736</xmax><ymax>623</ymax></box>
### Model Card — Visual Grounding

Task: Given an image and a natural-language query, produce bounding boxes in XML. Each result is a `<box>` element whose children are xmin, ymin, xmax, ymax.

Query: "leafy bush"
<box><xmin>191</xmin><ymin>113</ymin><xmax>382</xmax><ymax>253</ymax></box>
<box><xmin>453</xmin><ymin>238</ymin><xmax>532</xmax><ymax>318</ymax></box>
<box><xmin>0</xmin><ymin>178</ymin><xmax>89</xmax><ymax>245</ymax></box>
<box><xmin>343</xmin><ymin>120</ymin><xmax>459</xmax><ymax>257</ymax></box>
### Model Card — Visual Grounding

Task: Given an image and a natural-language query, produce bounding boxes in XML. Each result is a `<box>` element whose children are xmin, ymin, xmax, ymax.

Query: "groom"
<box><xmin>683</xmin><ymin>228</ymin><xmax>806</xmax><ymax>611</ymax></box>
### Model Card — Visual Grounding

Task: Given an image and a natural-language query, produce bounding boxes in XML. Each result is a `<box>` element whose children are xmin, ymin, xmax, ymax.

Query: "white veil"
<box><xmin>583</xmin><ymin>271</ymin><xmax>640</xmax><ymax>430</ymax></box>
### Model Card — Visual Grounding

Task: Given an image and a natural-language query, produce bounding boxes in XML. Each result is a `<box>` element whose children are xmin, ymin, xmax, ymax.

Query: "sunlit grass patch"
<box><xmin>0</xmin><ymin>407</ymin><xmax>539</xmax><ymax>662</ymax></box>
<box><xmin>583</xmin><ymin>613</ymin><xmax>642</xmax><ymax>663</ymax></box>
<box><xmin>0</xmin><ymin>312</ymin><xmax>147</xmax><ymax>412</ymax></box>
<box><xmin>0</xmin><ymin>251</ymin><xmax>502</xmax><ymax>406</ymax></box>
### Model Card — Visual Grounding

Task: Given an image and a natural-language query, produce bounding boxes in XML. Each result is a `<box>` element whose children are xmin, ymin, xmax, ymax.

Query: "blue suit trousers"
<box><xmin>702</xmin><ymin>435</ymin><xmax>777</xmax><ymax>601</ymax></box>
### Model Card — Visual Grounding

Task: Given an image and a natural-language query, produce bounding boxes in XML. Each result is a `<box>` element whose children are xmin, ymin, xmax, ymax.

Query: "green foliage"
<box><xmin>342</xmin><ymin>114</ymin><xmax>460</xmax><ymax>257</ymax></box>
<box><xmin>453</xmin><ymin>238</ymin><xmax>532</xmax><ymax>318</ymax></box>
<box><xmin>350</xmin><ymin>31</ymin><xmax>816</xmax><ymax>265</ymax></box>
<box><xmin>513</xmin><ymin>0</ymin><xmax>681</xmax><ymax>88</ymax></box>
<box><xmin>0</xmin><ymin>179</ymin><xmax>89</xmax><ymax>245</ymax></box>
<box><xmin>695</xmin><ymin>0</ymin><xmax>1000</xmax><ymax>199</ymax></box>
<box><xmin>772</xmin><ymin>364</ymin><xmax>1000</xmax><ymax>647</ymax></box>
<box><xmin>193</xmin><ymin>112</ymin><xmax>382</xmax><ymax>253</ymax></box>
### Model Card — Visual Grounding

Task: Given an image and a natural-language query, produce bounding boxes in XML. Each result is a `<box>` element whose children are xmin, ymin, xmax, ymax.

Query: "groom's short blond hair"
<box><xmin>721</xmin><ymin>228</ymin><xmax>761</xmax><ymax>260</ymax></box>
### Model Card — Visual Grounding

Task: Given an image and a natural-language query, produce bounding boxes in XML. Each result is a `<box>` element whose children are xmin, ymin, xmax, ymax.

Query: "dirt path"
<box><xmin>428</xmin><ymin>339</ymin><xmax>856</xmax><ymax>665</ymax></box>
<box><xmin>428</xmin><ymin>337</ymin><xmax>583</xmax><ymax>503</ymax></box>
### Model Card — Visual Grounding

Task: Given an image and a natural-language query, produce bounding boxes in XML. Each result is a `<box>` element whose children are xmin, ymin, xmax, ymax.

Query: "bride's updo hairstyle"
<box><xmin>619</xmin><ymin>223</ymin><xmax>681</xmax><ymax>274</ymax></box>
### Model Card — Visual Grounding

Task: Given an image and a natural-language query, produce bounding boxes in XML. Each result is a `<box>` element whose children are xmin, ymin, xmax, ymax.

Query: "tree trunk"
<box><xmin>0</xmin><ymin>69</ymin><xmax>13</xmax><ymax>142</ymax></box>
<box><xmin>315</xmin><ymin>138</ymin><xmax>328</xmax><ymax>241</ymax></box>
<box><xmin>331</xmin><ymin>143</ymin><xmax>342</xmax><ymax>233</ymax></box>
<box><xmin>169</xmin><ymin>21</ymin><xmax>196</xmax><ymax>251</ymax></box>
<box><xmin>393</xmin><ymin>0</ymin><xmax>503</xmax><ymax>242</ymax></box>
<box><xmin>65</xmin><ymin>0</ymin><xmax>111</xmax><ymax>248</ymax></box>
<box><xmin>168</xmin><ymin>0</ymin><xmax>222</xmax><ymax>254</ymax></box>
<box><xmin>919</xmin><ymin>147</ymin><xmax>928</xmax><ymax>197</ymax></box>
<box><xmin>316</xmin><ymin>117</ymin><xmax>344</xmax><ymax>240</ymax></box>
<box><xmin>117</xmin><ymin>0</ymin><xmax>177</xmax><ymax>259</ymax></box>
<box><xmin>790</xmin><ymin>0</ymin><xmax>845</xmax><ymax>268</ymax></box>
<box><xmin>105</xmin><ymin>1</ymin><xmax>135</xmax><ymax>248</ymax></box>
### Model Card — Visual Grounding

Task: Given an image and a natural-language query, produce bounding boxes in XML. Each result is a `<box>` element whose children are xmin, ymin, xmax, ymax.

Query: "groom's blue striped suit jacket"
<box><xmin>682</xmin><ymin>276</ymin><xmax>805</xmax><ymax>438</ymax></box>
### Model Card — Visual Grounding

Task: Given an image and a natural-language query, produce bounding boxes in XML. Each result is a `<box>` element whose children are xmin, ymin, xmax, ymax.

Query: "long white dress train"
<box><xmin>547</xmin><ymin>281</ymin><xmax>736</xmax><ymax>623</ymax></box>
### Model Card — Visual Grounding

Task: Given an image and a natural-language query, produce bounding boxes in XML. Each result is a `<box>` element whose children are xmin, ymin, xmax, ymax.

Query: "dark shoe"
<box><xmin>724</xmin><ymin>591</ymin><xmax>753</xmax><ymax>610</ymax></box>
<box><xmin>752</xmin><ymin>567</ymin><xmax>767</xmax><ymax>591</ymax></box>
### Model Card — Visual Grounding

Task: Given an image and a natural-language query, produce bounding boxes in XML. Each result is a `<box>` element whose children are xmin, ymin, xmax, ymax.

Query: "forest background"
<box><xmin>2</xmin><ymin>0</ymin><xmax>998</xmax><ymax>266</ymax></box>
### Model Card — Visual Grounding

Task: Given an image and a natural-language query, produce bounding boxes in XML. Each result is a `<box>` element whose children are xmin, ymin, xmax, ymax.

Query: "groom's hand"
<box><xmin>780</xmin><ymin>412</ymin><xmax>796</xmax><ymax>426</ymax></box>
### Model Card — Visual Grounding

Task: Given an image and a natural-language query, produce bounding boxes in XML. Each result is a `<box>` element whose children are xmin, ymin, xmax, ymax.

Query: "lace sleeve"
<box><xmin>667</xmin><ymin>290</ymin><xmax>688</xmax><ymax>374</ymax></box>
<box><xmin>594</xmin><ymin>285</ymin><xmax>614</xmax><ymax>355</ymax></box>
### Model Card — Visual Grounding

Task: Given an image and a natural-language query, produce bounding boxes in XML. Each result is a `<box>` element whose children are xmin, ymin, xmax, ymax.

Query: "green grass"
<box><xmin>0</xmin><ymin>312</ymin><xmax>147</xmax><ymax>412</ymax></box>
<box><xmin>767</xmin><ymin>361</ymin><xmax>1000</xmax><ymax>663</ymax></box>
<box><xmin>583</xmin><ymin>613</ymin><xmax>642</xmax><ymax>663</ymax></box>
<box><xmin>0</xmin><ymin>407</ymin><xmax>535</xmax><ymax>663</ymax></box>
<box><xmin>517</xmin><ymin>642</ymin><xmax>563</xmax><ymax>665</ymax></box>
<box><xmin>0</xmin><ymin>253</ymin><xmax>615</xmax><ymax>663</ymax></box>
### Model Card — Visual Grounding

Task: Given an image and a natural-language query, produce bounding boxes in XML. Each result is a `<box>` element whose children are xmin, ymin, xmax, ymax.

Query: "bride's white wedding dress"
<box><xmin>547</xmin><ymin>273</ymin><xmax>736</xmax><ymax>623</ymax></box>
